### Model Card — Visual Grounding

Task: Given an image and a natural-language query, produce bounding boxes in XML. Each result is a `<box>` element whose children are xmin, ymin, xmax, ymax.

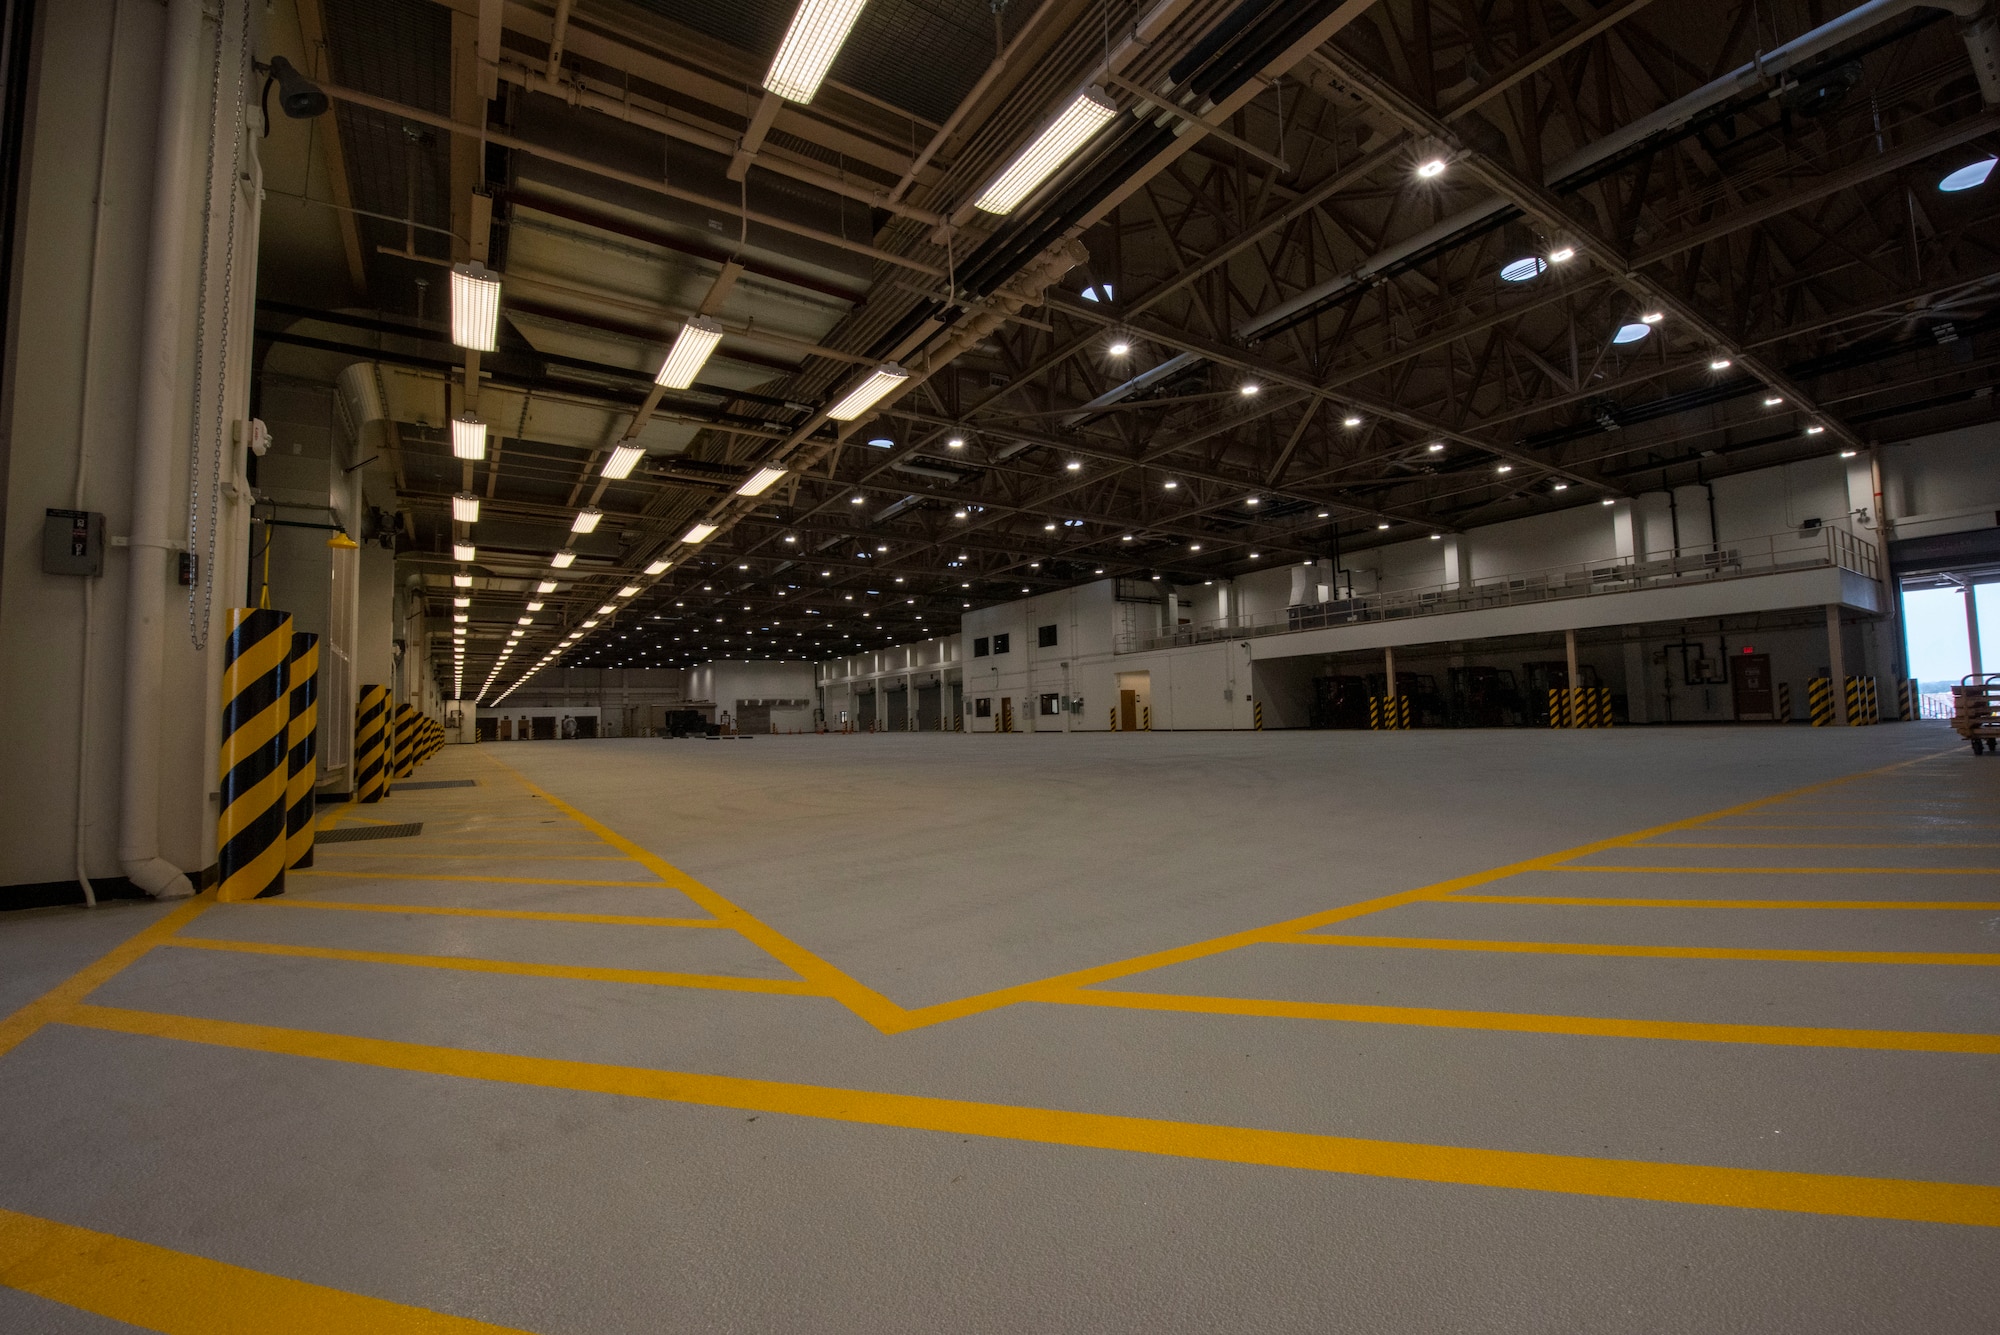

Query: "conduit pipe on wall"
<box><xmin>119</xmin><ymin>0</ymin><xmax>202</xmax><ymax>900</ymax></box>
<box><xmin>1076</xmin><ymin>0</ymin><xmax>2000</xmax><ymax>418</ymax></box>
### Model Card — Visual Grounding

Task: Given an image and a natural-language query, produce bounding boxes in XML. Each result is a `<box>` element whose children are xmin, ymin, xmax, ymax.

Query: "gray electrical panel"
<box><xmin>42</xmin><ymin>508</ymin><xmax>104</xmax><ymax>576</ymax></box>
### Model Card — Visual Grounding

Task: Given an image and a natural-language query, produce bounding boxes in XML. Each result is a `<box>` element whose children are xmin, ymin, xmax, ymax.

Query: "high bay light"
<box><xmin>826</xmin><ymin>364</ymin><xmax>909</xmax><ymax>420</ymax></box>
<box><xmin>763</xmin><ymin>0</ymin><xmax>867</xmax><ymax>105</ymax></box>
<box><xmin>974</xmin><ymin>88</ymin><xmax>1117</xmax><ymax>215</ymax></box>
<box><xmin>655</xmin><ymin>317</ymin><xmax>724</xmax><ymax>389</ymax></box>
<box><xmin>450</xmin><ymin>262</ymin><xmax>500</xmax><ymax>351</ymax></box>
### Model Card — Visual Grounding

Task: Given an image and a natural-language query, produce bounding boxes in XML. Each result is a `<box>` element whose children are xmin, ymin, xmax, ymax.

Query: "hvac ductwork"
<box><xmin>1077</xmin><ymin>0</ymin><xmax>2000</xmax><ymax>420</ymax></box>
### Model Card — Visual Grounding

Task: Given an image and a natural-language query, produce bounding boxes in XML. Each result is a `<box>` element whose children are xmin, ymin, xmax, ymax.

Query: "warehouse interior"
<box><xmin>2</xmin><ymin>0</ymin><xmax>1999</xmax><ymax>1329</ymax></box>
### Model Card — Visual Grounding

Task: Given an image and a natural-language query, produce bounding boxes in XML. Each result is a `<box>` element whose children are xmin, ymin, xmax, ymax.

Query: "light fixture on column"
<box><xmin>451</xmin><ymin>413</ymin><xmax>487</xmax><ymax>461</ymax></box>
<box><xmin>601</xmin><ymin>443</ymin><xmax>645</xmax><ymax>480</ymax></box>
<box><xmin>451</xmin><ymin>492</ymin><xmax>480</xmax><ymax>523</ymax></box>
<box><xmin>974</xmin><ymin>88</ymin><xmax>1117</xmax><ymax>214</ymax></box>
<box><xmin>656</xmin><ymin>316</ymin><xmax>725</xmax><ymax>389</ymax></box>
<box><xmin>826</xmin><ymin>363</ymin><xmax>910</xmax><ymax>420</ymax></box>
<box><xmin>450</xmin><ymin>262</ymin><xmax>501</xmax><ymax>351</ymax></box>
<box><xmin>763</xmin><ymin>0</ymin><xmax>867</xmax><ymax>104</ymax></box>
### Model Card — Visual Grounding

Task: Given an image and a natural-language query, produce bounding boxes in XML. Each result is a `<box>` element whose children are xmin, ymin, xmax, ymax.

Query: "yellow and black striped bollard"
<box><xmin>285</xmin><ymin>632</ymin><xmax>319</xmax><ymax>869</ymax></box>
<box><xmin>1845</xmin><ymin>676</ymin><xmax>1864</xmax><ymax>727</ymax></box>
<box><xmin>1808</xmin><ymin>677</ymin><xmax>1833</xmax><ymax>727</ymax></box>
<box><xmin>216</xmin><ymin>608</ymin><xmax>293</xmax><ymax>902</ymax></box>
<box><xmin>1546</xmin><ymin>688</ymin><xmax>1563</xmax><ymax>728</ymax></box>
<box><xmin>355</xmin><ymin>685</ymin><xmax>390</xmax><ymax>801</ymax></box>
<box><xmin>1776</xmin><ymin>682</ymin><xmax>1792</xmax><ymax>722</ymax></box>
<box><xmin>1253</xmin><ymin>701</ymin><xmax>1264</xmax><ymax>731</ymax></box>
<box><xmin>1141</xmin><ymin>704</ymin><xmax>1151</xmax><ymax>731</ymax></box>
<box><xmin>393</xmin><ymin>703</ymin><xmax>419</xmax><ymax>778</ymax></box>
<box><xmin>1864</xmin><ymin>677</ymin><xmax>1879</xmax><ymax>724</ymax></box>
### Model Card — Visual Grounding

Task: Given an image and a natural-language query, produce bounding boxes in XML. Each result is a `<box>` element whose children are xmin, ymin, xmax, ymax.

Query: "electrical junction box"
<box><xmin>42</xmin><ymin>508</ymin><xmax>104</xmax><ymax>576</ymax></box>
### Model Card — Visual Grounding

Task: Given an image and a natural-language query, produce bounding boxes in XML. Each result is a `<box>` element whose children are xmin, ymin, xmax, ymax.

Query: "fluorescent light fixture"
<box><xmin>763</xmin><ymin>0</ymin><xmax>866</xmax><ymax>104</ymax></box>
<box><xmin>1500</xmin><ymin>257</ymin><xmax>1546</xmax><ymax>282</ymax></box>
<box><xmin>1496</xmin><ymin>465</ymin><xmax>1513</xmax><ymax>474</ymax></box>
<box><xmin>517</xmin><ymin>617</ymin><xmax>533</xmax><ymax>627</ymax></box>
<box><xmin>656</xmin><ymin>316</ymin><xmax>724</xmax><ymax>389</ymax></box>
<box><xmin>1429</xmin><ymin>533</ymin><xmax>1442</xmax><ymax>541</ymax></box>
<box><xmin>452</xmin><ymin>573</ymin><xmax>472</xmax><ymax>588</ymax></box>
<box><xmin>1939</xmin><ymin>157</ymin><xmax>1996</xmax><ymax>192</ymax></box>
<box><xmin>1601</xmin><ymin>498</ymin><xmax>1616</xmax><ymax>506</ymax></box>
<box><xmin>1377</xmin><ymin>522</ymin><xmax>1390</xmax><ymax>530</ymax></box>
<box><xmin>571</xmin><ymin>509</ymin><xmax>602</xmax><ymax>534</ymax></box>
<box><xmin>453</xmin><ymin>614</ymin><xmax>468</xmax><ymax>624</ymax></box>
<box><xmin>1163</xmin><ymin>480</ymin><xmax>1178</xmax><ymax>489</ymax></box>
<box><xmin>536</xmin><ymin>580</ymin><xmax>558</xmax><ymax>593</ymax></box>
<box><xmin>1709</xmin><ymin>357</ymin><xmax>1732</xmax><ymax>370</ymax></box>
<box><xmin>450</xmin><ymin>262</ymin><xmax>500</xmax><ymax>351</ymax></box>
<box><xmin>597</xmin><ymin>604</ymin><xmax>615</xmax><ymax>616</ymax></box>
<box><xmin>827</xmin><ymin>363</ymin><xmax>910</xmax><ymax>420</ymax></box>
<box><xmin>618</xmin><ymin>586</ymin><xmax>640</xmax><ymax>597</ymax></box>
<box><xmin>1612</xmin><ymin>322</ymin><xmax>1651</xmax><ymax>344</ymax></box>
<box><xmin>1239</xmin><ymin>383</ymin><xmax>1260</xmax><ymax>396</ymax></box>
<box><xmin>1415</xmin><ymin>156</ymin><xmax>1447</xmax><ymax>178</ymax></box>
<box><xmin>1839</xmin><ymin>448</ymin><xmax>1858</xmax><ymax>458</ymax></box>
<box><xmin>601</xmin><ymin>443</ymin><xmax>645</xmax><ymax>480</ymax></box>
<box><xmin>1552</xmin><ymin>482</ymin><xmax>1569</xmax><ymax>491</ymax></box>
<box><xmin>551</xmin><ymin>550</ymin><xmax>576</xmax><ymax>568</ymax></box>
<box><xmin>451</xmin><ymin>414</ymin><xmax>487</xmax><ymax>461</ymax></box>
<box><xmin>582</xmin><ymin>619</ymin><xmax>600</xmax><ymax>629</ymax></box>
<box><xmin>738</xmin><ymin>465</ymin><xmax>788</xmax><ymax>496</ymax></box>
<box><xmin>683</xmin><ymin>522</ymin><xmax>718</xmax><ymax>543</ymax></box>
<box><xmin>974</xmin><ymin>88</ymin><xmax>1117</xmax><ymax>214</ymax></box>
<box><xmin>453</xmin><ymin>597</ymin><xmax>470</xmax><ymax>608</ymax></box>
<box><xmin>1065</xmin><ymin>460</ymin><xmax>1082</xmax><ymax>471</ymax></box>
<box><xmin>453</xmin><ymin>543</ymin><xmax>476</xmax><ymax>561</ymax></box>
<box><xmin>452</xmin><ymin>491</ymin><xmax>480</xmax><ymax>523</ymax></box>
<box><xmin>645</xmin><ymin>560</ymin><xmax>670</xmax><ymax>576</ymax></box>
<box><xmin>946</xmin><ymin>436</ymin><xmax>965</xmax><ymax>448</ymax></box>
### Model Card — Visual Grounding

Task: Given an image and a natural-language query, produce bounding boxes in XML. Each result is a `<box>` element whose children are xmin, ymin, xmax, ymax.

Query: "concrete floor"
<box><xmin>2</xmin><ymin>723</ymin><xmax>1996</xmax><ymax>1332</ymax></box>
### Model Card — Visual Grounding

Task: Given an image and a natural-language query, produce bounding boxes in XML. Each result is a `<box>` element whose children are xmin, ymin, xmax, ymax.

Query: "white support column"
<box><xmin>1968</xmin><ymin>586</ymin><xmax>1985</xmax><ymax>678</ymax></box>
<box><xmin>1384</xmin><ymin>645</ymin><xmax>1397</xmax><ymax>697</ymax></box>
<box><xmin>1827</xmin><ymin>604</ymin><xmax>1849</xmax><ymax>724</ymax></box>
<box><xmin>1565</xmin><ymin>627</ymin><xmax>1580</xmax><ymax>728</ymax></box>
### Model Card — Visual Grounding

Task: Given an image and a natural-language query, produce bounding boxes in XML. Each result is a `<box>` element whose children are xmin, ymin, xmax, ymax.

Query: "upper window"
<box><xmin>992</xmin><ymin>632</ymin><xmax>1011</xmax><ymax>654</ymax></box>
<box><xmin>973</xmin><ymin>637</ymin><xmax>990</xmax><ymax>657</ymax></box>
<box><xmin>1037</xmin><ymin>624</ymin><xmax>1058</xmax><ymax>648</ymax></box>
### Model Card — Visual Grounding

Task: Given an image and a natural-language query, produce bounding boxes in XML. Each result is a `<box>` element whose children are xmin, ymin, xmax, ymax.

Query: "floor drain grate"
<box><xmin>392</xmin><ymin>780</ymin><xmax>477</xmax><ymax>791</ymax></box>
<box><xmin>318</xmin><ymin>823</ymin><xmax>424</xmax><ymax>843</ymax></box>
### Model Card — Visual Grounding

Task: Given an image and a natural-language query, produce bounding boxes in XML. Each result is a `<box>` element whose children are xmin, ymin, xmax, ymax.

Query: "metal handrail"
<box><xmin>1116</xmin><ymin>525</ymin><xmax>1878</xmax><ymax>654</ymax></box>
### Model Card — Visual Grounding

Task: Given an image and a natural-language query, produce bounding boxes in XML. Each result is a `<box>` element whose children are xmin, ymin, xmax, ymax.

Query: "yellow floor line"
<box><xmin>267</xmin><ymin>900</ymin><xmax>725</xmax><ymax>929</ymax></box>
<box><xmin>312</xmin><ymin>852</ymin><xmax>636</xmax><ymax>862</ymax></box>
<box><xmin>1044</xmin><ymin>987</ymin><xmax>2000</xmax><ymax>1053</ymax></box>
<box><xmin>1447</xmin><ymin>895</ymin><xmax>2000</xmax><ymax>910</ymax></box>
<box><xmin>162</xmin><ymin>937</ymin><xmax>818</xmax><ymax>995</ymax></box>
<box><xmin>1636</xmin><ymin>841</ymin><xmax>2000</xmax><ymax>850</ymax></box>
<box><xmin>0</xmin><ymin>1206</ymin><xmax>525</xmax><ymax>1334</ymax></box>
<box><xmin>0</xmin><ymin>893</ymin><xmax>213</xmax><ymax>1061</ymax></box>
<box><xmin>1555</xmin><ymin>865</ymin><xmax>2000</xmax><ymax>875</ymax></box>
<box><xmin>290</xmin><ymin>870</ymin><xmax>670</xmax><ymax>888</ymax></box>
<box><xmin>313</xmin><ymin>793</ymin><xmax>359</xmax><ymax>833</ymax></box>
<box><xmin>53</xmin><ymin>1005</ymin><xmax>2000</xmax><ymax>1228</ymax></box>
<box><xmin>1278</xmin><ymin>933</ymin><xmax>2000</xmax><ymax>966</ymax></box>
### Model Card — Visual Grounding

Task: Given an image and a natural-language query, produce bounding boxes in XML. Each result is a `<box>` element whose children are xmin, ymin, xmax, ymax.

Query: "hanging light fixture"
<box><xmin>974</xmin><ymin>88</ymin><xmax>1117</xmax><ymax>214</ymax></box>
<box><xmin>763</xmin><ymin>0</ymin><xmax>868</xmax><ymax>104</ymax></box>
<box><xmin>453</xmin><ymin>543</ymin><xmax>476</xmax><ymax>561</ymax></box>
<box><xmin>450</xmin><ymin>262</ymin><xmax>501</xmax><ymax>351</ymax></box>
<box><xmin>655</xmin><ymin>316</ymin><xmax>725</xmax><ymax>389</ymax></box>
<box><xmin>826</xmin><ymin>363</ymin><xmax>910</xmax><ymax>420</ymax></box>
<box><xmin>571</xmin><ymin>509</ymin><xmax>603</xmax><ymax>534</ymax></box>
<box><xmin>550</xmin><ymin>550</ymin><xmax>577</xmax><ymax>568</ymax></box>
<box><xmin>451</xmin><ymin>413</ymin><xmax>487</xmax><ymax>461</ymax></box>
<box><xmin>684</xmin><ymin>522</ymin><xmax>718</xmax><ymax>543</ymax></box>
<box><xmin>737</xmin><ymin>466</ymin><xmax>787</xmax><ymax>496</ymax></box>
<box><xmin>451</xmin><ymin>492</ymin><xmax>480</xmax><ymax>523</ymax></box>
<box><xmin>644</xmin><ymin>559</ymin><xmax>670</xmax><ymax>576</ymax></box>
<box><xmin>601</xmin><ymin>443</ymin><xmax>645</xmax><ymax>480</ymax></box>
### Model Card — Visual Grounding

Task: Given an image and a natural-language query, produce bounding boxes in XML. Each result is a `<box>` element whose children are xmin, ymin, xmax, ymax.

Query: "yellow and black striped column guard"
<box><xmin>216</xmin><ymin>608</ymin><xmax>293</xmax><ymax>902</ymax></box>
<box><xmin>1253</xmin><ymin>701</ymin><xmax>1263</xmax><ymax>731</ymax></box>
<box><xmin>354</xmin><ymin>685</ymin><xmax>390</xmax><ymax>802</ymax></box>
<box><xmin>1845</xmin><ymin>676</ymin><xmax>1865</xmax><ymax>727</ymax></box>
<box><xmin>1808</xmin><ymin>677</ymin><xmax>1833</xmax><ymax>726</ymax></box>
<box><xmin>1863</xmin><ymin>676</ymin><xmax>1880</xmax><ymax>724</ymax></box>
<box><xmin>1776</xmin><ymin>681</ymin><xmax>1792</xmax><ymax>722</ymax></box>
<box><xmin>284</xmin><ymin>632</ymin><xmax>319</xmax><ymax>869</ymax></box>
<box><xmin>392</xmin><ymin>703</ymin><xmax>419</xmax><ymax>778</ymax></box>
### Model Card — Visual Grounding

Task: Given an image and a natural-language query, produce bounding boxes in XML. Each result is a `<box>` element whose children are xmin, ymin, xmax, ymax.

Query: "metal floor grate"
<box><xmin>392</xmin><ymin>779</ymin><xmax>477</xmax><ymax>791</ymax></box>
<box><xmin>318</xmin><ymin>823</ymin><xmax>424</xmax><ymax>843</ymax></box>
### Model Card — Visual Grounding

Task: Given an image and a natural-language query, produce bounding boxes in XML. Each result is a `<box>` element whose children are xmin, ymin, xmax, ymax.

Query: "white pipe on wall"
<box><xmin>117</xmin><ymin>0</ymin><xmax>203</xmax><ymax>900</ymax></box>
